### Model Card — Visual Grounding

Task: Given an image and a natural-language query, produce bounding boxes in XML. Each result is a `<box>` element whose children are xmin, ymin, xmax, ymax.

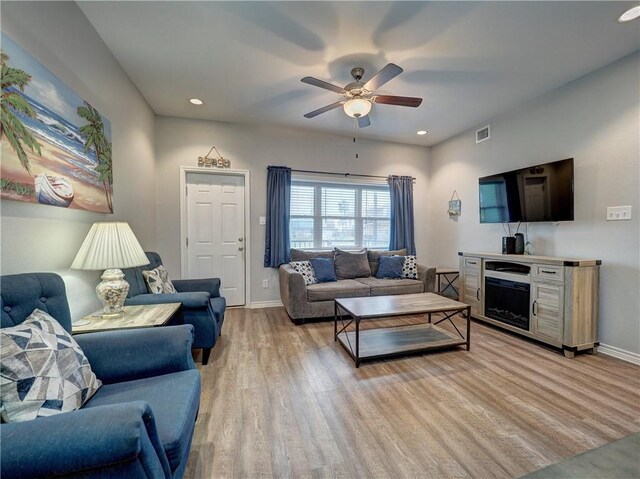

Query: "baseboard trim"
<box><xmin>599</xmin><ymin>343</ymin><xmax>640</xmax><ymax>365</ymax></box>
<box><xmin>249</xmin><ymin>300</ymin><xmax>283</xmax><ymax>309</ymax></box>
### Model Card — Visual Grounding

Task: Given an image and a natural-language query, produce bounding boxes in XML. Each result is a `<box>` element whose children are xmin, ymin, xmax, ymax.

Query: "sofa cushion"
<box><xmin>355</xmin><ymin>277</ymin><xmax>424</xmax><ymax>296</ymax></box>
<box><xmin>1</xmin><ymin>309</ymin><xmax>101</xmax><ymax>422</ymax></box>
<box><xmin>289</xmin><ymin>261</ymin><xmax>317</xmax><ymax>285</ymax></box>
<box><xmin>123</xmin><ymin>252</ymin><xmax>163</xmax><ymax>298</ymax></box>
<box><xmin>309</xmin><ymin>258</ymin><xmax>337</xmax><ymax>283</ymax></box>
<box><xmin>306</xmin><ymin>279</ymin><xmax>370</xmax><ymax>302</ymax></box>
<box><xmin>0</xmin><ymin>273</ymin><xmax>72</xmax><ymax>331</ymax></box>
<box><xmin>334</xmin><ymin>248</ymin><xmax>371</xmax><ymax>280</ymax></box>
<box><xmin>210</xmin><ymin>296</ymin><xmax>226</xmax><ymax>329</ymax></box>
<box><xmin>290</xmin><ymin>249</ymin><xmax>334</xmax><ymax>261</ymax></box>
<box><xmin>368</xmin><ymin>249</ymin><xmax>407</xmax><ymax>276</ymax></box>
<box><xmin>143</xmin><ymin>266</ymin><xmax>178</xmax><ymax>294</ymax></box>
<box><xmin>376</xmin><ymin>256</ymin><xmax>405</xmax><ymax>279</ymax></box>
<box><xmin>84</xmin><ymin>369</ymin><xmax>200</xmax><ymax>472</ymax></box>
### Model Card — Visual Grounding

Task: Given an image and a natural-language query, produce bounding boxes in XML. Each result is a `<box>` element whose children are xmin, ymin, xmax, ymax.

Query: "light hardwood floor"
<box><xmin>185</xmin><ymin>307</ymin><xmax>640</xmax><ymax>479</ymax></box>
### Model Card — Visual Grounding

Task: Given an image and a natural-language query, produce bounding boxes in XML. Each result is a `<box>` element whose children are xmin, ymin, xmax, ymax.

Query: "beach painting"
<box><xmin>1</xmin><ymin>33</ymin><xmax>113</xmax><ymax>213</ymax></box>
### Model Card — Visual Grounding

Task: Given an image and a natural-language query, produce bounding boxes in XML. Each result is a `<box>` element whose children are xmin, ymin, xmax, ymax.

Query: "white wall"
<box><xmin>154</xmin><ymin>117</ymin><xmax>430</xmax><ymax>305</ymax></box>
<box><xmin>427</xmin><ymin>52</ymin><xmax>640</xmax><ymax>355</ymax></box>
<box><xmin>0</xmin><ymin>2</ymin><xmax>157</xmax><ymax>319</ymax></box>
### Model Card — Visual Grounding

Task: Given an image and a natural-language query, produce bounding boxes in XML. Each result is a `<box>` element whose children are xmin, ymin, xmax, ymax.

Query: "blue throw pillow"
<box><xmin>309</xmin><ymin>257</ymin><xmax>337</xmax><ymax>283</ymax></box>
<box><xmin>376</xmin><ymin>255</ymin><xmax>404</xmax><ymax>279</ymax></box>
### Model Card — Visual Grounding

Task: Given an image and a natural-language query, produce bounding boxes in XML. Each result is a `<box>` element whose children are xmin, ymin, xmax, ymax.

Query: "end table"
<box><xmin>72</xmin><ymin>303</ymin><xmax>182</xmax><ymax>334</ymax></box>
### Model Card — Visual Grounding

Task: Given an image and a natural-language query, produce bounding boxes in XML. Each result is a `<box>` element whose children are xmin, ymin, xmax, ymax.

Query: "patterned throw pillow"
<box><xmin>0</xmin><ymin>309</ymin><xmax>102</xmax><ymax>423</ymax></box>
<box><xmin>402</xmin><ymin>255</ymin><xmax>419</xmax><ymax>279</ymax></box>
<box><xmin>142</xmin><ymin>265</ymin><xmax>178</xmax><ymax>294</ymax></box>
<box><xmin>289</xmin><ymin>261</ymin><xmax>317</xmax><ymax>285</ymax></box>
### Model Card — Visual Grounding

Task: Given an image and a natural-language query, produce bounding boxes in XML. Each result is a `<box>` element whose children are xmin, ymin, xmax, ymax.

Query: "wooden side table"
<box><xmin>435</xmin><ymin>268</ymin><xmax>459</xmax><ymax>300</ymax></box>
<box><xmin>72</xmin><ymin>303</ymin><xmax>182</xmax><ymax>334</ymax></box>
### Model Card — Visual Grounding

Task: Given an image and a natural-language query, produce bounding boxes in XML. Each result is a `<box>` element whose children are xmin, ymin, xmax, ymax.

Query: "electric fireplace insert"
<box><xmin>484</xmin><ymin>261</ymin><xmax>531</xmax><ymax>331</ymax></box>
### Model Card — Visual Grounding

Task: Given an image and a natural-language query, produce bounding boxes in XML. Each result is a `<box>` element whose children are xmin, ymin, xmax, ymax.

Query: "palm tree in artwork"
<box><xmin>0</xmin><ymin>50</ymin><xmax>41</xmax><ymax>173</ymax></box>
<box><xmin>77</xmin><ymin>101</ymin><xmax>113</xmax><ymax>212</ymax></box>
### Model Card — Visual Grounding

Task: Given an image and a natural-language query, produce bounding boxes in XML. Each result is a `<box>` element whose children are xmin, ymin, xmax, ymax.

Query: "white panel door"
<box><xmin>186</xmin><ymin>173</ymin><xmax>245</xmax><ymax>306</ymax></box>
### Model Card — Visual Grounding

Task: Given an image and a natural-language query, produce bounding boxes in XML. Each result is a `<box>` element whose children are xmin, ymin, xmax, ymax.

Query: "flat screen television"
<box><xmin>479</xmin><ymin>158</ymin><xmax>574</xmax><ymax>223</ymax></box>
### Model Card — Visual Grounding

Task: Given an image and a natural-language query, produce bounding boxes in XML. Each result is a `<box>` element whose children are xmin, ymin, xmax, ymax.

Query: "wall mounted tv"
<box><xmin>479</xmin><ymin>158</ymin><xmax>574</xmax><ymax>223</ymax></box>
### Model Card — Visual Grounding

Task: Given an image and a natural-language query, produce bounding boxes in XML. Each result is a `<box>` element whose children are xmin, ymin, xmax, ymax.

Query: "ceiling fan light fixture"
<box><xmin>343</xmin><ymin>98</ymin><xmax>372</xmax><ymax>118</ymax></box>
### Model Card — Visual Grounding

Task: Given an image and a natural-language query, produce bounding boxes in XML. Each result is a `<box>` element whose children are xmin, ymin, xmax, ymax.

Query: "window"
<box><xmin>290</xmin><ymin>180</ymin><xmax>390</xmax><ymax>249</ymax></box>
<box><xmin>479</xmin><ymin>180</ymin><xmax>509</xmax><ymax>223</ymax></box>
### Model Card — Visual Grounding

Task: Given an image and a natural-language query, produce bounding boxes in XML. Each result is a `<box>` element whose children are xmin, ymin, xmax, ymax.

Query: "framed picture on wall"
<box><xmin>0</xmin><ymin>33</ymin><xmax>113</xmax><ymax>213</ymax></box>
<box><xmin>448</xmin><ymin>191</ymin><xmax>461</xmax><ymax>216</ymax></box>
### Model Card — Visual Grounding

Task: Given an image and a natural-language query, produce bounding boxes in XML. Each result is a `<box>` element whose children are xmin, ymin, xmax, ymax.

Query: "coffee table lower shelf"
<box><xmin>336</xmin><ymin>323</ymin><xmax>467</xmax><ymax>365</ymax></box>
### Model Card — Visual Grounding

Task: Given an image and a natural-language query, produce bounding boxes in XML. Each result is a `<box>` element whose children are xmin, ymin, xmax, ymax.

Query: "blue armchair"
<box><xmin>123</xmin><ymin>252</ymin><xmax>226</xmax><ymax>365</ymax></box>
<box><xmin>0</xmin><ymin>273</ymin><xmax>200</xmax><ymax>479</ymax></box>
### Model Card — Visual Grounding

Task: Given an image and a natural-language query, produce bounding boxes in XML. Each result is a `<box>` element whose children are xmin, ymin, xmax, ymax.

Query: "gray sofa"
<box><xmin>279</xmin><ymin>248</ymin><xmax>436</xmax><ymax>324</ymax></box>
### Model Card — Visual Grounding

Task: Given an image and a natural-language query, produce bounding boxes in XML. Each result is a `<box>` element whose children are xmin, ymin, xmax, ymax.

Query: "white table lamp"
<box><xmin>71</xmin><ymin>222</ymin><xmax>150</xmax><ymax>318</ymax></box>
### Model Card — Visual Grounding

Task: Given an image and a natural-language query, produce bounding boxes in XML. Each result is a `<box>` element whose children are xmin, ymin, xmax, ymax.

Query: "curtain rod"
<box><xmin>290</xmin><ymin>169</ymin><xmax>415</xmax><ymax>181</ymax></box>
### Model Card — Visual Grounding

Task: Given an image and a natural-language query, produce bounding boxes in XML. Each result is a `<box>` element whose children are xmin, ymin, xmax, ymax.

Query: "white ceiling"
<box><xmin>79</xmin><ymin>1</ymin><xmax>640</xmax><ymax>146</ymax></box>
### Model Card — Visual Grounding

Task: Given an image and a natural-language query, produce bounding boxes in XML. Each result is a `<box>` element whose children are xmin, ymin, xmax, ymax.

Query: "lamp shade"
<box><xmin>71</xmin><ymin>222</ymin><xmax>150</xmax><ymax>270</ymax></box>
<box><xmin>343</xmin><ymin>98</ymin><xmax>372</xmax><ymax>118</ymax></box>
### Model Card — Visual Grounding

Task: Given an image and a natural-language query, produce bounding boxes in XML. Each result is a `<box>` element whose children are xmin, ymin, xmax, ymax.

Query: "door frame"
<box><xmin>179</xmin><ymin>166</ymin><xmax>251</xmax><ymax>307</ymax></box>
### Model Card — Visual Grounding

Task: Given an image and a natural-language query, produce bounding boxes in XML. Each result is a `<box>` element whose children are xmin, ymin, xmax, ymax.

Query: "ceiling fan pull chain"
<box><xmin>354</xmin><ymin>120</ymin><xmax>359</xmax><ymax>159</ymax></box>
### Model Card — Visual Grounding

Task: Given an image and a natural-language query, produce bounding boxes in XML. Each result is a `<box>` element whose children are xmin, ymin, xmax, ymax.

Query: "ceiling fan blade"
<box><xmin>301</xmin><ymin>76</ymin><xmax>346</xmax><ymax>94</ymax></box>
<box><xmin>304</xmin><ymin>101</ymin><xmax>345</xmax><ymax>118</ymax></box>
<box><xmin>374</xmin><ymin>95</ymin><xmax>423</xmax><ymax>107</ymax></box>
<box><xmin>357</xmin><ymin>115</ymin><xmax>371</xmax><ymax>128</ymax></box>
<box><xmin>363</xmin><ymin>63</ymin><xmax>403</xmax><ymax>91</ymax></box>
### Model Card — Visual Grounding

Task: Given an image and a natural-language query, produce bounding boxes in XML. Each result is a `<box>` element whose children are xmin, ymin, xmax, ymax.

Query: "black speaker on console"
<box><xmin>502</xmin><ymin>236</ymin><xmax>516</xmax><ymax>254</ymax></box>
<box><xmin>514</xmin><ymin>233</ymin><xmax>525</xmax><ymax>254</ymax></box>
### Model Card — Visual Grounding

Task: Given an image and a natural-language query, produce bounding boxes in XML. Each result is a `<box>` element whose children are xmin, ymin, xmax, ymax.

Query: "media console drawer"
<box><xmin>533</xmin><ymin>264</ymin><xmax>564</xmax><ymax>282</ymax></box>
<box><xmin>463</xmin><ymin>257</ymin><xmax>481</xmax><ymax>270</ymax></box>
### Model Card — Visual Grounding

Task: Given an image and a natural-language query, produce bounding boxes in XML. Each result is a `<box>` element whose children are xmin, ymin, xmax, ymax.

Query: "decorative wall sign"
<box><xmin>198</xmin><ymin>146</ymin><xmax>231</xmax><ymax>168</ymax></box>
<box><xmin>0</xmin><ymin>34</ymin><xmax>113</xmax><ymax>213</ymax></box>
<box><xmin>448</xmin><ymin>190</ymin><xmax>461</xmax><ymax>216</ymax></box>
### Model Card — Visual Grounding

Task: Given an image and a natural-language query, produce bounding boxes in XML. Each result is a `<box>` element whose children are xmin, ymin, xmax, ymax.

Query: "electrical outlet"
<box><xmin>259</xmin><ymin>216</ymin><xmax>266</xmax><ymax>225</ymax></box>
<box><xmin>262</xmin><ymin>279</ymin><xmax>269</xmax><ymax>288</ymax></box>
<box><xmin>607</xmin><ymin>205</ymin><xmax>632</xmax><ymax>221</ymax></box>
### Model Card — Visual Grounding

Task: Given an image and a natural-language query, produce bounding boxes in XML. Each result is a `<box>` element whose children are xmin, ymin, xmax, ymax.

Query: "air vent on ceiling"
<box><xmin>476</xmin><ymin>125</ymin><xmax>490</xmax><ymax>144</ymax></box>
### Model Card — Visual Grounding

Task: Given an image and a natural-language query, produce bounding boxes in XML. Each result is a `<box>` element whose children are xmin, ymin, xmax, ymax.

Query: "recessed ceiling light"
<box><xmin>618</xmin><ymin>5</ymin><xmax>640</xmax><ymax>22</ymax></box>
<box><xmin>189</xmin><ymin>98</ymin><xmax>204</xmax><ymax>105</ymax></box>
<box><xmin>417</xmin><ymin>130</ymin><xmax>427</xmax><ymax>135</ymax></box>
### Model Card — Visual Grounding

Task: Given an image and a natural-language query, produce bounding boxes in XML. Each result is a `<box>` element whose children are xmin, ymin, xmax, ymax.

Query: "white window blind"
<box><xmin>290</xmin><ymin>179</ymin><xmax>390</xmax><ymax>249</ymax></box>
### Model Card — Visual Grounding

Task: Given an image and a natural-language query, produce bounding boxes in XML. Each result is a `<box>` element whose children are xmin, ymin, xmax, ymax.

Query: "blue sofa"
<box><xmin>123</xmin><ymin>252</ymin><xmax>226</xmax><ymax>365</ymax></box>
<box><xmin>0</xmin><ymin>273</ymin><xmax>201</xmax><ymax>479</ymax></box>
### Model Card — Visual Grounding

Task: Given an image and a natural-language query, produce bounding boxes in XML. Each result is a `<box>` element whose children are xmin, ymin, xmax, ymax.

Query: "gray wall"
<box><xmin>154</xmin><ymin>117</ymin><xmax>430</xmax><ymax>305</ymax></box>
<box><xmin>0</xmin><ymin>2</ymin><xmax>157</xmax><ymax>319</ymax></box>
<box><xmin>1</xmin><ymin>2</ymin><xmax>637</xmax><ymax>356</ymax></box>
<box><xmin>427</xmin><ymin>52</ymin><xmax>640</xmax><ymax>355</ymax></box>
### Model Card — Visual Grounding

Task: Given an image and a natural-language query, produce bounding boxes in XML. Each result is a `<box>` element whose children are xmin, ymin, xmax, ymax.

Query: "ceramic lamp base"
<box><xmin>96</xmin><ymin>268</ymin><xmax>130</xmax><ymax>318</ymax></box>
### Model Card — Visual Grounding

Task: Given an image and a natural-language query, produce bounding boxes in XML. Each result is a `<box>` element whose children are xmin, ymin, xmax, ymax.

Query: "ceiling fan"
<box><xmin>301</xmin><ymin>63</ymin><xmax>422</xmax><ymax>128</ymax></box>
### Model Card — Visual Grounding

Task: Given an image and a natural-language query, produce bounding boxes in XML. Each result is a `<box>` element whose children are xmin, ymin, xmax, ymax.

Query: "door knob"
<box><xmin>238</xmin><ymin>238</ymin><xmax>244</xmax><ymax>242</ymax></box>
<box><xmin>239</xmin><ymin>247</ymin><xmax>244</xmax><ymax>251</ymax></box>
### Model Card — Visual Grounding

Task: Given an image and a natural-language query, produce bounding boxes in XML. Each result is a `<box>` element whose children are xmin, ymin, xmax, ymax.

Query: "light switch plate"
<box><xmin>259</xmin><ymin>216</ymin><xmax>266</xmax><ymax>225</ymax></box>
<box><xmin>606</xmin><ymin>205</ymin><xmax>632</xmax><ymax>221</ymax></box>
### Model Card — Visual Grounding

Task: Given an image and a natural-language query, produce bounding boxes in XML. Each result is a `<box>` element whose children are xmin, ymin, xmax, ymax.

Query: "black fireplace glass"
<box><xmin>484</xmin><ymin>277</ymin><xmax>530</xmax><ymax>330</ymax></box>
